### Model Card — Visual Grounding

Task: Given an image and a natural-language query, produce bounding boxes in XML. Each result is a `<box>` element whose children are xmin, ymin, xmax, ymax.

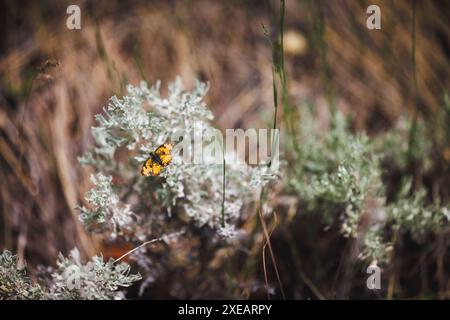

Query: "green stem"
<box><xmin>221</xmin><ymin>147</ymin><xmax>226</xmax><ymax>228</ymax></box>
<box><xmin>407</xmin><ymin>0</ymin><xmax>419</xmax><ymax>162</ymax></box>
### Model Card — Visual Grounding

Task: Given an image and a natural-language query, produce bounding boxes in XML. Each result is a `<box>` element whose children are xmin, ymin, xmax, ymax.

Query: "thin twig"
<box><xmin>221</xmin><ymin>147</ymin><xmax>226</xmax><ymax>228</ymax></box>
<box><xmin>113</xmin><ymin>231</ymin><xmax>184</xmax><ymax>264</ymax></box>
<box><xmin>259</xmin><ymin>208</ymin><xmax>286</xmax><ymax>299</ymax></box>
<box><xmin>262</xmin><ymin>213</ymin><xmax>278</xmax><ymax>299</ymax></box>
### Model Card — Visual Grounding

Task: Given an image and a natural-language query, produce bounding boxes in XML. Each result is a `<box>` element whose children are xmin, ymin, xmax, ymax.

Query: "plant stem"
<box><xmin>408</xmin><ymin>0</ymin><xmax>418</xmax><ymax>160</ymax></box>
<box><xmin>221</xmin><ymin>148</ymin><xmax>226</xmax><ymax>228</ymax></box>
<box><xmin>113</xmin><ymin>231</ymin><xmax>184</xmax><ymax>263</ymax></box>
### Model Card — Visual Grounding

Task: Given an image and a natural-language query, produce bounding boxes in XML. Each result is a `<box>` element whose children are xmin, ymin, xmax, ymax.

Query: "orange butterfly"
<box><xmin>141</xmin><ymin>143</ymin><xmax>173</xmax><ymax>176</ymax></box>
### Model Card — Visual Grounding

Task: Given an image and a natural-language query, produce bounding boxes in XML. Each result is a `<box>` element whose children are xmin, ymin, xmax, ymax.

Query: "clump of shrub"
<box><xmin>1</xmin><ymin>78</ymin><xmax>276</xmax><ymax>299</ymax></box>
<box><xmin>288</xmin><ymin>104</ymin><xmax>449</xmax><ymax>264</ymax></box>
<box><xmin>0</xmin><ymin>249</ymin><xmax>140</xmax><ymax>300</ymax></box>
<box><xmin>78</xmin><ymin>78</ymin><xmax>275</xmax><ymax>239</ymax></box>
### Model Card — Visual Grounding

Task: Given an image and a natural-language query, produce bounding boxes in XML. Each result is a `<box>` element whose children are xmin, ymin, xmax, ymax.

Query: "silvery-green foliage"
<box><xmin>0</xmin><ymin>249</ymin><xmax>141</xmax><ymax>300</ymax></box>
<box><xmin>388</xmin><ymin>179</ymin><xmax>449</xmax><ymax>239</ymax></box>
<box><xmin>78</xmin><ymin>173</ymin><xmax>134</xmax><ymax>237</ymax></box>
<box><xmin>289</xmin><ymin>106</ymin><xmax>447</xmax><ymax>263</ymax></box>
<box><xmin>165</xmin><ymin>152</ymin><xmax>275</xmax><ymax>232</ymax></box>
<box><xmin>50</xmin><ymin>248</ymin><xmax>141</xmax><ymax>300</ymax></box>
<box><xmin>374</xmin><ymin>117</ymin><xmax>432</xmax><ymax>171</ymax></box>
<box><xmin>78</xmin><ymin>78</ymin><xmax>275</xmax><ymax>237</ymax></box>
<box><xmin>359</xmin><ymin>228</ymin><xmax>392</xmax><ymax>263</ymax></box>
<box><xmin>0</xmin><ymin>250</ymin><xmax>46</xmax><ymax>299</ymax></box>
<box><xmin>79</xmin><ymin>77</ymin><xmax>212</xmax><ymax>168</ymax></box>
<box><xmin>291</xmin><ymin>108</ymin><xmax>384</xmax><ymax>238</ymax></box>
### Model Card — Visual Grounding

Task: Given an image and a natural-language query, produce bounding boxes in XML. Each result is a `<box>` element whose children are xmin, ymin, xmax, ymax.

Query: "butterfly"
<box><xmin>141</xmin><ymin>143</ymin><xmax>173</xmax><ymax>176</ymax></box>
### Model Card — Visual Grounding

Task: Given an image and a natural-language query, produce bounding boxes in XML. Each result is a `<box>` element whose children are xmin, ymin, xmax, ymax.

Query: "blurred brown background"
<box><xmin>0</xmin><ymin>0</ymin><xmax>448</xmax><ymax>298</ymax></box>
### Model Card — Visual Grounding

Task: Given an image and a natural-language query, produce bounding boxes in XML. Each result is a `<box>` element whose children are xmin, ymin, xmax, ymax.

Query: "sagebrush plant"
<box><xmin>75</xmin><ymin>78</ymin><xmax>276</xmax><ymax>295</ymax></box>
<box><xmin>78</xmin><ymin>78</ymin><xmax>276</xmax><ymax>239</ymax></box>
<box><xmin>387</xmin><ymin>179</ymin><xmax>450</xmax><ymax>239</ymax></box>
<box><xmin>290</xmin><ymin>108</ymin><xmax>384</xmax><ymax>238</ymax></box>
<box><xmin>50</xmin><ymin>248</ymin><xmax>141</xmax><ymax>300</ymax></box>
<box><xmin>0</xmin><ymin>250</ymin><xmax>46</xmax><ymax>299</ymax></box>
<box><xmin>1</xmin><ymin>78</ymin><xmax>276</xmax><ymax>300</ymax></box>
<box><xmin>0</xmin><ymin>249</ymin><xmax>140</xmax><ymax>300</ymax></box>
<box><xmin>289</xmin><ymin>104</ymin><xmax>449</xmax><ymax>263</ymax></box>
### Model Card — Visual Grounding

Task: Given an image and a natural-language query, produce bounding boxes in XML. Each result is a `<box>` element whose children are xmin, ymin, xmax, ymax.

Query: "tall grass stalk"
<box><xmin>407</xmin><ymin>0</ymin><xmax>419</xmax><ymax>166</ymax></box>
<box><xmin>254</xmin><ymin>0</ymin><xmax>291</xmax><ymax>299</ymax></box>
<box><xmin>308</xmin><ymin>0</ymin><xmax>335</xmax><ymax>114</ymax></box>
<box><xmin>221</xmin><ymin>147</ymin><xmax>226</xmax><ymax>228</ymax></box>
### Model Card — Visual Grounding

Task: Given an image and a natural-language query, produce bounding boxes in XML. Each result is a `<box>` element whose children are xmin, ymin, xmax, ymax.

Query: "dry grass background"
<box><xmin>0</xmin><ymin>0</ymin><xmax>448</xmax><ymax>298</ymax></box>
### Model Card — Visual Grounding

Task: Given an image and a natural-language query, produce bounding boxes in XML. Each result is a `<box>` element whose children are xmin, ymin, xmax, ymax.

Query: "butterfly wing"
<box><xmin>155</xmin><ymin>143</ymin><xmax>173</xmax><ymax>167</ymax></box>
<box><xmin>155</xmin><ymin>143</ymin><xmax>173</xmax><ymax>155</ymax></box>
<box><xmin>151</xmin><ymin>162</ymin><xmax>163</xmax><ymax>175</ymax></box>
<box><xmin>159</xmin><ymin>154</ymin><xmax>172</xmax><ymax>166</ymax></box>
<box><xmin>141</xmin><ymin>158</ymin><xmax>154</xmax><ymax>176</ymax></box>
<box><xmin>141</xmin><ymin>157</ymin><xmax>164</xmax><ymax>176</ymax></box>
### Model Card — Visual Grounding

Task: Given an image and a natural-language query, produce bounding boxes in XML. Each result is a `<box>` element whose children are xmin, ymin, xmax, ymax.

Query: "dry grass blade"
<box><xmin>258</xmin><ymin>208</ymin><xmax>285</xmax><ymax>299</ymax></box>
